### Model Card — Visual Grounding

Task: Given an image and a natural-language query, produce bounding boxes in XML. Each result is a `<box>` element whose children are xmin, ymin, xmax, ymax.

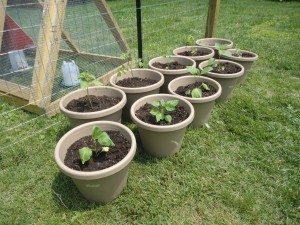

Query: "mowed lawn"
<box><xmin>0</xmin><ymin>0</ymin><xmax>299</xmax><ymax>224</ymax></box>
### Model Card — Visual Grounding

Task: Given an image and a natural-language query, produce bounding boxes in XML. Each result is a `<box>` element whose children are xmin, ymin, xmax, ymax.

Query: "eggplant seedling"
<box><xmin>78</xmin><ymin>72</ymin><xmax>103</xmax><ymax>109</ymax></box>
<box><xmin>79</xmin><ymin>126</ymin><xmax>115</xmax><ymax>164</ymax></box>
<box><xmin>150</xmin><ymin>99</ymin><xmax>179</xmax><ymax>123</ymax></box>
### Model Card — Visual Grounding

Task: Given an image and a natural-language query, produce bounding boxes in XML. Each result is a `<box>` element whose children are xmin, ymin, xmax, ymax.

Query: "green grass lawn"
<box><xmin>0</xmin><ymin>0</ymin><xmax>299</xmax><ymax>224</ymax></box>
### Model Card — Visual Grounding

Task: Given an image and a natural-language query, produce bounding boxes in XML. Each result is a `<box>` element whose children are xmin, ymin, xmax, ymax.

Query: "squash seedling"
<box><xmin>79</xmin><ymin>126</ymin><xmax>115</xmax><ymax>164</ymax></box>
<box><xmin>215</xmin><ymin>43</ymin><xmax>232</xmax><ymax>58</ymax></box>
<box><xmin>117</xmin><ymin>52</ymin><xmax>143</xmax><ymax>79</ymax></box>
<box><xmin>186</xmin><ymin>66</ymin><xmax>212</xmax><ymax>98</ymax></box>
<box><xmin>150</xmin><ymin>99</ymin><xmax>179</xmax><ymax>123</ymax></box>
<box><xmin>78</xmin><ymin>72</ymin><xmax>103</xmax><ymax>109</ymax></box>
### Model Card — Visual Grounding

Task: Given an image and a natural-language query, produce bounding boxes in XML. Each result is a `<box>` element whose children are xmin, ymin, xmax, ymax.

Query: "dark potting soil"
<box><xmin>66</xmin><ymin>95</ymin><xmax>121</xmax><ymax>112</ymax></box>
<box><xmin>175</xmin><ymin>81</ymin><xmax>217</xmax><ymax>98</ymax></box>
<box><xmin>152</xmin><ymin>61</ymin><xmax>186</xmax><ymax>70</ymax></box>
<box><xmin>116</xmin><ymin>77</ymin><xmax>157</xmax><ymax>88</ymax></box>
<box><xmin>135</xmin><ymin>103</ymin><xmax>189</xmax><ymax>126</ymax></box>
<box><xmin>64</xmin><ymin>130</ymin><xmax>131</xmax><ymax>172</ymax></box>
<box><xmin>210</xmin><ymin>62</ymin><xmax>242</xmax><ymax>74</ymax></box>
<box><xmin>178</xmin><ymin>49</ymin><xmax>211</xmax><ymax>57</ymax></box>
<box><xmin>232</xmin><ymin>52</ymin><xmax>255</xmax><ymax>58</ymax></box>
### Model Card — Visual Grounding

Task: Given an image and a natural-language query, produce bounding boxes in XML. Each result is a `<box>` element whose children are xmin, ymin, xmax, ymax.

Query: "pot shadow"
<box><xmin>51</xmin><ymin>172</ymin><xmax>106</xmax><ymax>210</ymax></box>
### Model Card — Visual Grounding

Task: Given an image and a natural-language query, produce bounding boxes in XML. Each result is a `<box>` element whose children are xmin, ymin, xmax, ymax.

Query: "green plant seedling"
<box><xmin>186</xmin><ymin>66</ymin><xmax>211</xmax><ymax>98</ymax></box>
<box><xmin>150</xmin><ymin>99</ymin><xmax>179</xmax><ymax>123</ymax></box>
<box><xmin>79</xmin><ymin>126</ymin><xmax>115</xmax><ymax>164</ymax></box>
<box><xmin>78</xmin><ymin>72</ymin><xmax>103</xmax><ymax>109</ymax></box>
<box><xmin>186</xmin><ymin>35</ymin><xmax>197</xmax><ymax>56</ymax></box>
<box><xmin>215</xmin><ymin>43</ymin><xmax>232</xmax><ymax>58</ymax></box>
<box><xmin>117</xmin><ymin>52</ymin><xmax>144</xmax><ymax>79</ymax></box>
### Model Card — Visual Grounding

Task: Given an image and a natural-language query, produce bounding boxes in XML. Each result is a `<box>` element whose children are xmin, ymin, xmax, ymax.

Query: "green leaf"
<box><xmin>222</xmin><ymin>50</ymin><xmax>232</xmax><ymax>57</ymax></box>
<box><xmin>160</xmin><ymin>99</ymin><xmax>166</xmax><ymax>107</ymax></box>
<box><xmin>79</xmin><ymin>147</ymin><xmax>92</xmax><ymax>164</ymax></box>
<box><xmin>201</xmin><ymin>83</ymin><xmax>210</xmax><ymax>90</ymax></box>
<box><xmin>120</xmin><ymin>53</ymin><xmax>128</xmax><ymax>60</ymax></box>
<box><xmin>150</xmin><ymin>108</ymin><xmax>160</xmax><ymax>116</ymax></box>
<box><xmin>92</xmin><ymin>80</ymin><xmax>103</xmax><ymax>86</ymax></box>
<box><xmin>186</xmin><ymin>35</ymin><xmax>195</xmax><ymax>46</ymax></box>
<box><xmin>155</xmin><ymin>112</ymin><xmax>164</xmax><ymax>122</ymax></box>
<box><xmin>117</xmin><ymin>71</ymin><xmax>121</xmax><ymax>77</ymax></box>
<box><xmin>201</xmin><ymin>66</ymin><xmax>213</xmax><ymax>75</ymax></box>
<box><xmin>80</xmin><ymin>80</ymin><xmax>88</xmax><ymax>89</ymax></box>
<box><xmin>215</xmin><ymin>43</ymin><xmax>227</xmax><ymax>51</ymax></box>
<box><xmin>102</xmin><ymin>147</ymin><xmax>110</xmax><ymax>152</ymax></box>
<box><xmin>191</xmin><ymin>88</ymin><xmax>202</xmax><ymax>98</ymax></box>
<box><xmin>167</xmin><ymin>100</ymin><xmax>179</xmax><ymax>107</ymax></box>
<box><xmin>92</xmin><ymin>126</ymin><xmax>102</xmax><ymax>140</ymax></box>
<box><xmin>98</xmin><ymin>132</ymin><xmax>115</xmax><ymax>147</ymax></box>
<box><xmin>187</xmin><ymin>66</ymin><xmax>200</xmax><ymax>75</ymax></box>
<box><xmin>185</xmin><ymin>90</ymin><xmax>191</xmax><ymax>95</ymax></box>
<box><xmin>207</xmin><ymin>58</ymin><xmax>215</xmax><ymax>66</ymax></box>
<box><xmin>165</xmin><ymin>115</ymin><xmax>172</xmax><ymax>123</ymax></box>
<box><xmin>151</xmin><ymin>101</ymin><xmax>160</xmax><ymax>107</ymax></box>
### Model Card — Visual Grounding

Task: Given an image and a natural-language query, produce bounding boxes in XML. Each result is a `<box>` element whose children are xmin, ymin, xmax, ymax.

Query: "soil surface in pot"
<box><xmin>64</xmin><ymin>130</ymin><xmax>131</xmax><ymax>171</ymax></box>
<box><xmin>152</xmin><ymin>61</ymin><xmax>185</xmax><ymax>70</ymax></box>
<box><xmin>135</xmin><ymin>103</ymin><xmax>189</xmax><ymax>126</ymax></box>
<box><xmin>175</xmin><ymin>81</ymin><xmax>217</xmax><ymax>98</ymax></box>
<box><xmin>116</xmin><ymin>77</ymin><xmax>157</xmax><ymax>88</ymax></box>
<box><xmin>178</xmin><ymin>49</ymin><xmax>211</xmax><ymax>57</ymax></box>
<box><xmin>232</xmin><ymin>52</ymin><xmax>256</xmax><ymax>58</ymax></box>
<box><xmin>208</xmin><ymin>62</ymin><xmax>242</xmax><ymax>74</ymax></box>
<box><xmin>66</xmin><ymin>95</ymin><xmax>121</xmax><ymax>112</ymax></box>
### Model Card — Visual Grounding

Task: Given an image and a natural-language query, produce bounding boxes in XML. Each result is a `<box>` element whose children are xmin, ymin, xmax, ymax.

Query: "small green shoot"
<box><xmin>150</xmin><ymin>99</ymin><xmax>179</xmax><ymax>123</ymax></box>
<box><xmin>79</xmin><ymin>126</ymin><xmax>115</xmax><ymax>164</ymax></box>
<box><xmin>78</xmin><ymin>72</ymin><xmax>103</xmax><ymax>109</ymax></box>
<box><xmin>186</xmin><ymin>35</ymin><xmax>197</xmax><ymax>56</ymax></box>
<box><xmin>117</xmin><ymin>52</ymin><xmax>144</xmax><ymax>79</ymax></box>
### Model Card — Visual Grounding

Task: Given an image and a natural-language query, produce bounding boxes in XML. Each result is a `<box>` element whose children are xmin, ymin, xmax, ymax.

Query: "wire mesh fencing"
<box><xmin>1</xmin><ymin>0</ymin><xmax>299</xmax><ymax>151</ymax></box>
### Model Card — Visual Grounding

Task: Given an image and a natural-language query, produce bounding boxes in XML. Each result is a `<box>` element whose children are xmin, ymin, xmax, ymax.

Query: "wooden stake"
<box><xmin>205</xmin><ymin>0</ymin><xmax>220</xmax><ymax>38</ymax></box>
<box><xmin>30</xmin><ymin>0</ymin><xmax>67</xmax><ymax>107</ymax></box>
<box><xmin>94</xmin><ymin>0</ymin><xmax>129</xmax><ymax>52</ymax></box>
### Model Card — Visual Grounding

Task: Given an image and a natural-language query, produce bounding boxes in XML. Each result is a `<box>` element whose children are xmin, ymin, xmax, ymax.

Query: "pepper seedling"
<box><xmin>186</xmin><ymin>66</ymin><xmax>212</xmax><ymax>98</ymax></box>
<box><xmin>79</xmin><ymin>126</ymin><xmax>115</xmax><ymax>164</ymax></box>
<box><xmin>150</xmin><ymin>99</ymin><xmax>179</xmax><ymax>123</ymax></box>
<box><xmin>78</xmin><ymin>72</ymin><xmax>103</xmax><ymax>109</ymax></box>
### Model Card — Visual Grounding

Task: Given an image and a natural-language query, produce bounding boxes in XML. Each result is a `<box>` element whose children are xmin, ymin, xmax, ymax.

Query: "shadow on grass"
<box><xmin>51</xmin><ymin>172</ymin><xmax>106</xmax><ymax>210</ymax></box>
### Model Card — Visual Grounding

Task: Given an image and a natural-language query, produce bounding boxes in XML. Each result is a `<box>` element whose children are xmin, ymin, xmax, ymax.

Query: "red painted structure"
<box><xmin>0</xmin><ymin>14</ymin><xmax>34</xmax><ymax>53</ymax></box>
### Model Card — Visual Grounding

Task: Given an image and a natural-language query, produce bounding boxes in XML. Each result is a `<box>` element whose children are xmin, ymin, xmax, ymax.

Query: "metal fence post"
<box><xmin>136</xmin><ymin>0</ymin><xmax>143</xmax><ymax>61</ymax></box>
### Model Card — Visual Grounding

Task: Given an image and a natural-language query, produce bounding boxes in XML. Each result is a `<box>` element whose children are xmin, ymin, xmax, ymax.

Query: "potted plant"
<box><xmin>199</xmin><ymin>58</ymin><xmax>244</xmax><ymax>102</ymax></box>
<box><xmin>173</xmin><ymin>35</ymin><xmax>215</xmax><ymax>67</ymax></box>
<box><xmin>59</xmin><ymin>72</ymin><xmax>126</xmax><ymax>127</ymax></box>
<box><xmin>109</xmin><ymin>53</ymin><xmax>164</xmax><ymax>120</ymax></box>
<box><xmin>54</xmin><ymin>121</ymin><xmax>136</xmax><ymax>203</ymax></box>
<box><xmin>220</xmin><ymin>49</ymin><xmax>258</xmax><ymax>84</ymax></box>
<box><xmin>168</xmin><ymin>66</ymin><xmax>222</xmax><ymax>128</ymax></box>
<box><xmin>130</xmin><ymin>94</ymin><xmax>194</xmax><ymax>157</ymax></box>
<box><xmin>195</xmin><ymin>37</ymin><xmax>233</xmax><ymax>57</ymax></box>
<box><xmin>148</xmin><ymin>55</ymin><xmax>196</xmax><ymax>93</ymax></box>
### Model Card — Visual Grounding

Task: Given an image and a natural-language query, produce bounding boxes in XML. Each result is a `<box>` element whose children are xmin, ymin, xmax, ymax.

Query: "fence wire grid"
<box><xmin>0</xmin><ymin>0</ymin><xmax>300</xmax><ymax>151</ymax></box>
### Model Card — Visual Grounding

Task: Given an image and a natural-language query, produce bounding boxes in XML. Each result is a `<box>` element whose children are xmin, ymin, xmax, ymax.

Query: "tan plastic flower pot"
<box><xmin>221</xmin><ymin>49</ymin><xmax>258</xmax><ymax>84</ymax></box>
<box><xmin>109</xmin><ymin>69</ymin><xmax>164</xmax><ymax>120</ymax></box>
<box><xmin>168</xmin><ymin>76</ymin><xmax>222</xmax><ymax>128</ymax></box>
<box><xmin>173</xmin><ymin>46</ymin><xmax>214</xmax><ymax>67</ymax></box>
<box><xmin>148</xmin><ymin>56</ymin><xmax>196</xmax><ymax>93</ymax></box>
<box><xmin>130</xmin><ymin>94</ymin><xmax>194</xmax><ymax>157</ymax></box>
<box><xmin>59</xmin><ymin>86</ymin><xmax>126</xmax><ymax>127</ymax></box>
<box><xmin>199</xmin><ymin>60</ymin><xmax>244</xmax><ymax>102</ymax></box>
<box><xmin>54</xmin><ymin>121</ymin><xmax>136</xmax><ymax>203</ymax></box>
<box><xmin>196</xmin><ymin>38</ymin><xmax>233</xmax><ymax>57</ymax></box>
